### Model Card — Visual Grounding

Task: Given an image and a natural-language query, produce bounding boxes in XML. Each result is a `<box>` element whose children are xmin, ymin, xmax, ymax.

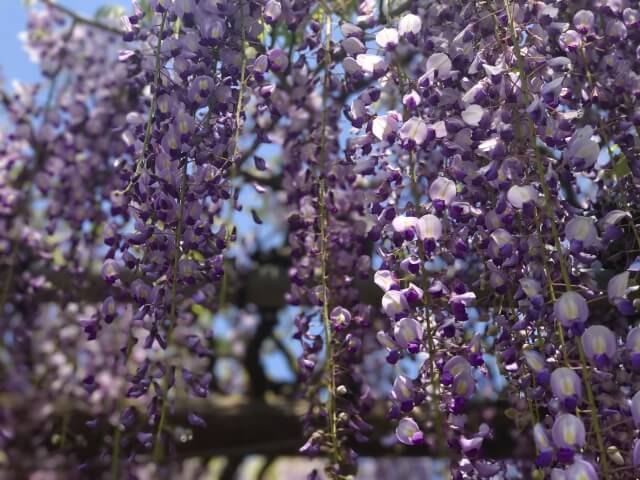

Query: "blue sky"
<box><xmin>2</xmin><ymin>0</ymin><xmax>128</xmax><ymax>84</ymax></box>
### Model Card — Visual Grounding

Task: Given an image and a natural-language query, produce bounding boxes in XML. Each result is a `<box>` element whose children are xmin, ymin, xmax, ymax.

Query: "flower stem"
<box><xmin>317</xmin><ymin>12</ymin><xmax>340</xmax><ymax>472</ymax></box>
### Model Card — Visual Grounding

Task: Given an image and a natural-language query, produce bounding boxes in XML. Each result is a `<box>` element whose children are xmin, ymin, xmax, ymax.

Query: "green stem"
<box><xmin>317</xmin><ymin>13</ymin><xmax>340</xmax><ymax>472</ymax></box>
<box><xmin>110</xmin><ymin>427</ymin><xmax>122</xmax><ymax>480</ymax></box>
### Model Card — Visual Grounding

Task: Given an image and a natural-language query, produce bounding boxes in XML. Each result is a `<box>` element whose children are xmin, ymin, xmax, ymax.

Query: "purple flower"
<box><xmin>453</xmin><ymin>370</ymin><xmax>476</xmax><ymax>398</ymax></box>
<box><xmin>627</xmin><ymin>328</ymin><xmax>640</xmax><ymax>371</ymax></box>
<box><xmin>460</xmin><ymin>435</ymin><xmax>483</xmax><ymax>455</ymax></box>
<box><xmin>581</xmin><ymin>325</ymin><xmax>616</xmax><ymax>366</ymax></box>
<box><xmin>382</xmin><ymin>290</ymin><xmax>409</xmax><ymax>319</ymax></box>
<box><xmin>533</xmin><ymin>423</ymin><xmax>553</xmax><ymax>466</ymax></box>
<box><xmin>565</xmin><ymin>216</ymin><xmax>598</xmax><ymax>250</ymax></box>
<box><xmin>507</xmin><ymin>185</ymin><xmax>539</xmax><ymax>209</ymax></box>
<box><xmin>263</xmin><ymin>0</ymin><xmax>281</xmax><ymax>24</ymax></box>
<box><xmin>391</xmin><ymin>215</ymin><xmax>418</xmax><ymax>234</ymax></box>
<box><xmin>355</xmin><ymin>54</ymin><xmax>386</xmax><ymax>76</ymax></box>
<box><xmin>402</xmin><ymin>283</ymin><xmax>424</xmax><ymax>304</ymax></box>
<box><xmin>187</xmin><ymin>413</ymin><xmax>207</xmax><ymax>428</ymax></box>
<box><xmin>330</xmin><ymin>306</ymin><xmax>351</xmax><ymax>332</ymax></box>
<box><xmin>443</xmin><ymin>355</ymin><xmax>472</xmax><ymax>378</ymax></box>
<box><xmin>551</xmin><ymin>414</ymin><xmax>586</xmax><ymax>450</ymax></box>
<box><xmin>396</xmin><ymin>417</ymin><xmax>424</xmax><ymax>445</ymax></box>
<box><xmin>374</xmin><ymin>270</ymin><xmax>398</xmax><ymax>291</ymax></box>
<box><xmin>550</xmin><ymin>367</ymin><xmax>582</xmax><ymax>407</ymax></box>
<box><xmin>429</xmin><ymin>177</ymin><xmax>457</xmax><ymax>209</ymax></box>
<box><xmin>608</xmin><ymin>272</ymin><xmax>634</xmax><ymax>315</ymax></box>
<box><xmin>342</xmin><ymin>57</ymin><xmax>363</xmax><ymax>78</ymax></box>
<box><xmin>101</xmin><ymin>296</ymin><xmax>117</xmax><ymax>324</ymax></box>
<box><xmin>398</xmin><ymin>117</ymin><xmax>428</xmax><ymax>148</ymax></box>
<box><xmin>541</xmin><ymin>77</ymin><xmax>564</xmax><ymax>104</ymax></box>
<box><xmin>606</xmin><ymin>19</ymin><xmax>627</xmax><ymax>40</ymax></box>
<box><xmin>376</xmin><ymin>28</ymin><xmax>399</xmax><ymax>50</ymax></box>
<box><xmin>554</xmin><ymin>292</ymin><xmax>589</xmax><ymax>329</ymax></box>
<box><xmin>400</xmin><ymin>255</ymin><xmax>421</xmax><ymax>275</ymax></box>
<box><xmin>393</xmin><ymin>317</ymin><xmax>422</xmax><ymax>353</ymax></box>
<box><xmin>461</xmin><ymin>104</ymin><xmax>485</xmax><ymax>127</ymax></box>
<box><xmin>488</xmin><ymin>228</ymin><xmax>514</xmax><ymax>259</ymax></box>
<box><xmin>573</xmin><ymin>10</ymin><xmax>595</xmax><ymax>33</ymax></box>
<box><xmin>416</xmin><ymin>214</ymin><xmax>442</xmax><ymax>241</ymax></box>
<box><xmin>398</xmin><ymin>13</ymin><xmax>421</xmax><ymax>41</ymax></box>
<box><xmin>376</xmin><ymin>330</ymin><xmax>397</xmax><ymax>350</ymax></box>
<box><xmin>424</xmin><ymin>53</ymin><xmax>452</xmax><ymax>81</ymax></box>
<box><xmin>523</xmin><ymin>351</ymin><xmax>545</xmax><ymax>372</ymax></box>
<box><xmin>372</xmin><ymin>112</ymin><xmax>401</xmax><ymax>143</ymax></box>
<box><xmin>565</xmin><ymin>459</ymin><xmax>598</xmax><ymax>480</ymax></box>
<box><xmin>391</xmin><ymin>375</ymin><xmax>414</xmax><ymax>411</ymax></box>
<box><xmin>402</xmin><ymin>90</ymin><xmax>421</xmax><ymax>110</ymax></box>
<box><xmin>342</xmin><ymin>37</ymin><xmax>366</xmax><ymax>56</ymax></box>
<box><xmin>268</xmin><ymin>48</ymin><xmax>288</xmax><ymax>72</ymax></box>
<box><xmin>101</xmin><ymin>259</ymin><xmax>120</xmax><ymax>284</ymax></box>
<box><xmin>559</xmin><ymin>30</ymin><xmax>582</xmax><ymax>52</ymax></box>
<box><xmin>565</xmin><ymin>127</ymin><xmax>599</xmax><ymax>170</ymax></box>
<box><xmin>188</xmin><ymin>75</ymin><xmax>214</xmax><ymax>106</ymax></box>
<box><xmin>201</xmin><ymin>17</ymin><xmax>225</xmax><ymax>45</ymax></box>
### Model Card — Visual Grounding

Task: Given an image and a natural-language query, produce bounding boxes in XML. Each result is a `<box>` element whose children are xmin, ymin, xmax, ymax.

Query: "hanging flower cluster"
<box><xmin>334</xmin><ymin>0</ymin><xmax>640</xmax><ymax>478</ymax></box>
<box><xmin>2</xmin><ymin>0</ymin><xmax>640</xmax><ymax>479</ymax></box>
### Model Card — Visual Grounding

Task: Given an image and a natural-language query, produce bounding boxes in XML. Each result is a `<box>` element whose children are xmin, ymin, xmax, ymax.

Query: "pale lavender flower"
<box><xmin>565</xmin><ymin>459</ymin><xmax>597</xmax><ymax>480</ymax></box>
<box><xmin>263</xmin><ymin>0</ymin><xmax>282</xmax><ymax>23</ymax></box>
<box><xmin>416</xmin><ymin>214</ymin><xmax>442</xmax><ymax>241</ymax></box>
<box><xmin>382</xmin><ymin>290</ymin><xmax>409</xmax><ymax>319</ymax></box>
<box><xmin>374</xmin><ymin>270</ymin><xmax>398</xmax><ymax>291</ymax></box>
<box><xmin>507</xmin><ymin>185</ymin><xmax>539</xmax><ymax>209</ymax></box>
<box><xmin>396</xmin><ymin>417</ymin><xmax>424</xmax><ymax>445</ymax></box>
<box><xmin>573</xmin><ymin>10</ymin><xmax>595</xmax><ymax>33</ymax></box>
<box><xmin>581</xmin><ymin>325</ymin><xmax>616</xmax><ymax>366</ymax></box>
<box><xmin>330</xmin><ymin>307</ymin><xmax>351</xmax><ymax>332</ymax></box>
<box><xmin>608</xmin><ymin>272</ymin><xmax>634</xmax><ymax>315</ymax></box>
<box><xmin>424</xmin><ymin>53</ymin><xmax>452</xmax><ymax>82</ymax></box>
<box><xmin>398</xmin><ymin>117</ymin><xmax>428</xmax><ymax>148</ymax></box>
<box><xmin>565</xmin><ymin>216</ymin><xmax>598</xmax><ymax>250</ymax></box>
<box><xmin>550</xmin><ymin>367</ymin><xmax>582</xmax><ymax>408</ymax></box>
<box><xmin>398</xmin><ymin>13</ymin><xmax>421</xmax><ymax>41</ymax></box>
<box><xmin>393</xmin><ymin>317</ymin><xmax>422</xmax><ymax>353</ymax></box>
<box><xmin>429</xmin><ymin>177</ymin><xmax>457</xmax><ymax>208</ymax></box>
<box><xmin>375</xmin><ymin>28</ymin><xmax>399</xmax><ymax>50</ymax></box>
<box><xmin>554</xmin><ymin>292</ymin><xmax>589</xmax><ymax>329</ymax></box>
<box><xmin>551</xmin><ymin>414</ymin><xmax>586</xmax><ymax>449</ymax></box>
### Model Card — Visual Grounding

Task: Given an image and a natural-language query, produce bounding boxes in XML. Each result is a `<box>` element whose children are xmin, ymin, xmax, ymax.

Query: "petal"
<box><xmin>425</xmin><ymin>53</ymin><xmax>452</xmax><ymax>81</ymax></box>
<box><xmin>416</xmin><ymin>214</ymin><xmax>442</xmax><ymax>240</ymax></box>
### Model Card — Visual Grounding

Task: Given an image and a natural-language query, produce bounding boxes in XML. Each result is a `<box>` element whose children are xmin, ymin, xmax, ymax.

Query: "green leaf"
<box><xmin>613</xmin><ymin>154</ymin><xmax>631</xmax><ymax>178</ymax></box>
